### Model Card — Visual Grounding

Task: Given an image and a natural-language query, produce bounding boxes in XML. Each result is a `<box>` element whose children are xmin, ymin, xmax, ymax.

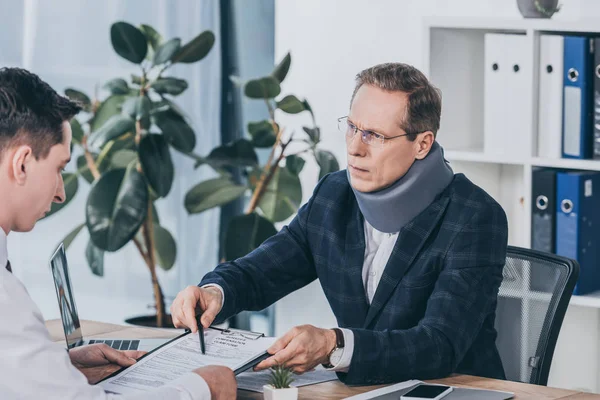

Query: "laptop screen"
<box><xmin>49</xmin><ymin>243</ymin><xmax>83</xmax><ymax>349</ymax></box>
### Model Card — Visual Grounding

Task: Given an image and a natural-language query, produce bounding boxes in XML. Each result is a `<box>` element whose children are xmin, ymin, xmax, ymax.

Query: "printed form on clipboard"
<box><xmin>98</xmin><ymin>327</ymin><xmax>275</xmax><ymax>394</ymax></box>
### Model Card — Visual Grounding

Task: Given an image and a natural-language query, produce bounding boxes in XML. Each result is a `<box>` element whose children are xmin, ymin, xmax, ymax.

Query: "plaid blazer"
<box><xmin>201</xmin><ymin>170</ymin><xmax>508</xmax><ymax>385</ymax></box>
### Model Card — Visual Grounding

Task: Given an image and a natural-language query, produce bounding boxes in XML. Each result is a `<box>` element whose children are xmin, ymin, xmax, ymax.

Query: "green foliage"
<box><xmin>46</xmin><ymin>21</ymin><xmax>215</xmax><ymax>322</ymax></box>
<box><xmin>269</xmin><ymin>365</ymin><xmax>294</xmax><ymax>389</ymax></box>
<box><xmin>186</xmin><ymin>52</ymin><xmax>339</xmax><ymax>261</ymax></box>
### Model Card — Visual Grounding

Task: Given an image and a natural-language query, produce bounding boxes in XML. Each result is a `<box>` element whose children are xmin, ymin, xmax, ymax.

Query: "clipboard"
<box><xmin>96</xmin><ymin>326</ymin><xmax>272</xmax><ymax>385</ymax></box>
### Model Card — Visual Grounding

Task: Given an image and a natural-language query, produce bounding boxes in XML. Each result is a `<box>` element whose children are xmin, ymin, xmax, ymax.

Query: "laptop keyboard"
<box><xmin>89</xmin><ymin>339</ymin><xmax>140</xmax><ymax>350</ymax></box>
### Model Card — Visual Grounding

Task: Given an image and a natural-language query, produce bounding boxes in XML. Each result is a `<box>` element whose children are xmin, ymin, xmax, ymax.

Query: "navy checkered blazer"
<box><xmin>200</xmin><ymin>170</ymin><xmax>509</xmax><ymax>385</ymax></box>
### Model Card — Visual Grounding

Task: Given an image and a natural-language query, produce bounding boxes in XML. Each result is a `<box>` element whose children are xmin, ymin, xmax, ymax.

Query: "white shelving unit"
<box><xmin>423</xmin><ymin>17</ymin><xmax>600</xmax><ymax>392</ymax></box>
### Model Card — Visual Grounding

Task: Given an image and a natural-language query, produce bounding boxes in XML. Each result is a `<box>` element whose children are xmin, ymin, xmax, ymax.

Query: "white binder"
<box><xmin>537</xmin><ymin>34</ymin><xmax>564</xmax><ymax>159</ymax></box>
<box><xmin>484</xmin><ymin>33</ymin><xmax>530</xmax><ymax>157</ymax></box>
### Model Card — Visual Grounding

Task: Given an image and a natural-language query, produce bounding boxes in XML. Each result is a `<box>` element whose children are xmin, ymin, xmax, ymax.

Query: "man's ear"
<box><xmin>11</xmin><ymin>146</ymin><xmax>32</xmax><ymax>185</ymax></box>
<box><xmin>414</xmin><ymin>131</ymin><xmax>435</xmax><ymax>160</ymax></box>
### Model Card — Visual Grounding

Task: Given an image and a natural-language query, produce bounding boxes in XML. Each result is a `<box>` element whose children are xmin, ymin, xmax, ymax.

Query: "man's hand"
<box><xmin>69</xmin><ymin>343</ymin><xmax>146</xmax><ymax>384</ymax></box>
<box><xmin>194</xmin><ymin>366</ymin><xmax>236</xmax><ymax>399</ymax></box>
<box><xmin>170</xmin><ymin>285</ymin><xmax>223</xmax><ymax>331</ymax></box>
<box><xmin>254</xmin><ymin>325</ymin><xmax>337</xmax><ymax>374</ymax></box>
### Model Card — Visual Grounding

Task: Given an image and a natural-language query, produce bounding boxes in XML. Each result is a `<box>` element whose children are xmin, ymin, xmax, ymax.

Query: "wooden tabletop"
<box><xmin>46</xmin><ymin>319</ymin><xmax>600</xmax><ymax>399</ymax></box>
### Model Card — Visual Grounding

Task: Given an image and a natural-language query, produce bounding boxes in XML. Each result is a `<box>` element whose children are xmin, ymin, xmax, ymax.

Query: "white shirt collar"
<box><xmin>0</xmin><ymin>228</ymin><xmax>7</xmax><ymax>269</ymax></box>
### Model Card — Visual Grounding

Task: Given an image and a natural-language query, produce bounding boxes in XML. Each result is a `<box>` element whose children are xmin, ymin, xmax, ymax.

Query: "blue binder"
<box><xmin>562</xmin><ymin>36</ymin><xmax>594</xmax><ymax>159</ymax></box>
<box><xmin>556</xmin><ymin>171</ymin><xmax>600</xmax><ymax>295</ymax></box>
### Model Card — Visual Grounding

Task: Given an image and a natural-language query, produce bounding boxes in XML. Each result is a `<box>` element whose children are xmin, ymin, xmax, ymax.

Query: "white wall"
<box><xmin>273</xmin><ymin>0</ymin><xmax>600</xmax><ymax>392</ymax></box>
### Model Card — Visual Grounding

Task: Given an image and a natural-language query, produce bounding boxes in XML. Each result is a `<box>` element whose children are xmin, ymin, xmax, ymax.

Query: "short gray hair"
<box><xmin>351</xmin><ymin>63</ymin><xmax>442</xmax><ymax>140</ymax></box>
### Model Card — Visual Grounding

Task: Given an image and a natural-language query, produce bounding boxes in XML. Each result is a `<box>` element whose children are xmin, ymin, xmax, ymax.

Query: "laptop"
<box><xmin>49</xmin><ymin>242</ymin><xmax>169</xmax><ymax>352</ymax></box>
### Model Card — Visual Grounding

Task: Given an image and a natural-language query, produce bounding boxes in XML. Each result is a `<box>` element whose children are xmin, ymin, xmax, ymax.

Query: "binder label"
<box><xmin>585</xmin><ymin>179</ymin><xmax>593</xmax><ymax>197</ymax></box>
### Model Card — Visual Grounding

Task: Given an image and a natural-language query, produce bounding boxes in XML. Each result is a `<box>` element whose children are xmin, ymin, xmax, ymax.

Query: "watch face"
<box><xmin>330</xmin><ymin>347</ymin><xmax>344</xmax><ymax>365</ymax></box>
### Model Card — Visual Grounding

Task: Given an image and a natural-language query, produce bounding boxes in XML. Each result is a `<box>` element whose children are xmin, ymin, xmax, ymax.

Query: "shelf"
<box><xmin>570</xmin><ymin>291</ymin><xmax>600</xmax><ymax>308</ymax></box>
<box><xmin>444</xmin><ymin>150</ymin><xmax>600</xmax><ymax>172</ymax></box>
<box><xmin>425</xmin><ymin>16</ymin><xmax>600</xmax><ymax>34</ymax></box>
<box><xmin>445</xmin><ymin>150</ymin><xmax>524</xmax><ymax>165</ymax></box>
<box><xmin>500</xmin><ymin>286</ymin><xmax>600</xmax><ymax>309</ymax></box>
<box><xmin>531</xmin><ymin>157</ymin><xmax>600</xmax><ymax>172</ymax></box>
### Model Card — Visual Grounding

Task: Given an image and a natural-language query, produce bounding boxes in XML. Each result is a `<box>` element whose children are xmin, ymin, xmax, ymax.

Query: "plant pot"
<box><xmin>263</xmin><ymin>385</ymin><xmax>298</xmax><ymax>400</ymax></box>
<box><xmin>517</xmin><ymin>0</ymin><xmax>559</xmax><ymax>18</ymax></box>
<box><xmin>124</xmin><ymin>314</ymin><xmax>175</xmax><ymax>328</ymax></box>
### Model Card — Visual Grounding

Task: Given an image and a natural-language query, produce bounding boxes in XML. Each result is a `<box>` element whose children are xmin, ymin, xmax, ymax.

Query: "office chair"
<box><xmin>494</xmin><ymin>245</ymin><xmax>579</xmax><ymax>386</ymax></box>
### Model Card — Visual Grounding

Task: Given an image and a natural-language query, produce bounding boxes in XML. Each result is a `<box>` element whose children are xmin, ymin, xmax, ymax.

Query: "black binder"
<box><xmin>531</xmin><ymin>168</ymin><xmax>557</xmax><ymax>254</ymax></box>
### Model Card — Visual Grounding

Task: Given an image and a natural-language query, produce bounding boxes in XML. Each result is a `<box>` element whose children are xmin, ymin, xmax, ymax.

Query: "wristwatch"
<box><xmin>322</xmin><ymin>328</ymin><xmax>345</xmax><ymax>369</ymax></box>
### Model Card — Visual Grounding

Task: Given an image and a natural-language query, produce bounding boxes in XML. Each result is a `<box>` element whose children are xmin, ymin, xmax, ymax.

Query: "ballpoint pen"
<box><xmin>197</xmin><ymin>315</ymin><xmax>206</xmax><ymax>355</ymax></box>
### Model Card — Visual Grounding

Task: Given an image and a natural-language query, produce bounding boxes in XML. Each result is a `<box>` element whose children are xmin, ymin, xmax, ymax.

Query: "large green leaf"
<box><xmin>153</xmin><ymin>38</ymin><xmax>181</xmax><ymax>66</ymax></box>
<box><xmin>286</xmin><ymin>155</ymin><xmax>305</xmax><ymax>175</ymax></box>
<box><xmin>88</xmin><ymin>114</ymin><xmax>135</xmax><ymax>150</ymax></box>
<box><xmin>185</xmin><ymin>178</ymin><xmax>247</xmax><ymax>214</ymax></box>
<box><xmin>151</xmin><ymin>77</ymin><xmax>188</xmax><ymax>96</ymax></box>
<box><xmin>64</xmin><ymin>88</ymin><xmax>91</xmax><ymax>112</ymax></box>
<box><xmin>205</xmin><ymin>139</ymin><xmax>258</xmax><ymax>168</ymax></box>
<box><xmin>224</xmin><ymin>213</ymin><xmax>277</xmax><ymax>261</ymax></box>
<box><xmin>110</xmin><ymin>22</ymin><xmax>148</xmax><ymax>64</ymax></box>
<box><xmin>77</xmin><ymin>155</ymin><xmax>95</xmax><ymax>184</ymax></box>
<box><xmin>139</xmin><ymin>24</ymin><xmax>162</xmax><ymax>57</ymax></box>
<box><xmin>95</xmin><ymin>133</ymin><xmax>136</xmax><ymax>171</ymax></box>
<box><xmin>86</xmin><ymin>239</ymin><xmax>104</xmax><ymax>277</ymax></box>
<box><xmin>122</xmin><ymin>96</ymin><xmax>151</xmax><ymax>121</ymax></box>
<box><xmin>172</xmin><ymin>30</ymin><xmax>215</xmax><ymax>63</ymax></box>
<box><xmin>90</xmin><ymin>95</ymin><xmax>127</xmax><ymax>132</ymax></box>
<box><xmin>86</xmin><ymin>167</ymin><xmax>149</xmax><ymax>252</ymax></box>
<box><xmin>70</xmin><ymin>118</ymin><xmax>84</xmax><ymax>145</ymax></box>
<box><xmin>258</xmin><ymin>167</ymin><xmax>302</xmax><ymax>222</ymax></box>
<box><xmin>248</xmin><ymin>120</ymin><xmax>276</xmax><ymax>148</ymax></box>
<box><xmin>131</xmin><ymin>74</ymin><xmax>143</xmax><ymax>85</ymax></box>
<box><xmin>276</xmin><ymin>95</ymin><xmax>305</xmax><ymax>114</ymax></box>
<box><xmin>152</xmin><ymin>109</ymin><xmax>196</xmax><ymax>153</ymax></box>
<box><xmin>61</xmin><ymin>223</ymin><xmax>85</xmax><ymax>250</ymax></box>
<box><xmin>316</xmin><ymin>149</ymin><xmax>340</xmax><ymax>180</ymax></box>
<box><xmin>303</xmin><ymin>126</ymin><xmax>321</xmax><ymax>144</ymax></box>
<box><xmin>244</xmin><ymin>76</ymin><xmax>281</xmax><ymax>99</ymax></box>
<box><xmin>272</xmin><ymin>52</ymin><xmax>291</xmax><ymax>83</ymax></box>
<box><xmin>153</xmin><ymin>224</ymin><xmax>176</xmax><ymax>270</ymax></box>
<box><xmin>139</xmin><ymin>134</ymin><xmax>174</xmax><ymax>197</ymax></box>
<box><xmin>45</xmin><ymin>173</ymin><xmax>78</xmax><ymax>218</ymax></box>
<box><xmin>103</xmin><ymin>78</ymin><xmax>129</xmax><ymax>95</ymax></box>
<box><xmin>110</xmin><ymin>149</ymin><xmax>137</xmax><ymax>169</ymax></box>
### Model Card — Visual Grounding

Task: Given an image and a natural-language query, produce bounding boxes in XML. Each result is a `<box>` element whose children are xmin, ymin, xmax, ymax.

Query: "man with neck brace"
<box><xmin>171</xmin><ymin>63</ymin><xmax>509</xmax><ymax>385</ymax></box>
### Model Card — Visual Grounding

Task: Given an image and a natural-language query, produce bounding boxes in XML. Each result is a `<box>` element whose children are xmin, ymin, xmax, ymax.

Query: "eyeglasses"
<box><xmin>337</xmin><ymin>116</ymin><xmax>410</xmax><ymax>148</ymax></box>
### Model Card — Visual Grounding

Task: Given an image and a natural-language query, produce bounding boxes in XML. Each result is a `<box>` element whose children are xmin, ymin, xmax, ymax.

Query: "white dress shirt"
<box><xmin>0</xmin><ymin>229</ymin><xmax>211</xmax><ymax>400</ymax></box>
<box><xmin>212</xmin><ymin>219</ymin><xmax>399</xmax><ymax>372</ymax></box>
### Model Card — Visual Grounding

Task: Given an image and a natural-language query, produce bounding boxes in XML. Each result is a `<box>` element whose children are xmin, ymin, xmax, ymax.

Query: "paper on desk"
<box><xmin>237</xmin><ymin>366</ymin><xmax>338</xmax><ymax>392</ymax></box>
<box><xmin>99</xmin><ymin>328</ymin><xmax>275</xmax><ymax>394</ymax></box>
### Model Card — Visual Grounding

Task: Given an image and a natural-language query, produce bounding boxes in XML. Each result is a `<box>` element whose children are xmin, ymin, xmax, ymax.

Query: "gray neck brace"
<box><xmin>349</xmin><ymin>141</ymin><xmax>454</xmax><ymax>233</ymax></box>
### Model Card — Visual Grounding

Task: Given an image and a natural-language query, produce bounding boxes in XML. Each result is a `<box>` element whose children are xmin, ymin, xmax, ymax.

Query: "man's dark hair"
<box><xmin>351</xmin><ymin>63</ymin><xmax>442</xmax><ymax>140</ymax></box>
<box><xmin>0</xmin><ymin>67</ymin><xmax>81</xmax><ymax>161</ymax></box>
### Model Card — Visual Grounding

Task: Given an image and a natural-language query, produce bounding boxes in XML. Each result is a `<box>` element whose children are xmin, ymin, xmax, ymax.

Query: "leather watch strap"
<box><xmin>322</xmin><ymin>328</ymin><xmax>344</xmax><ymax>368</ymax></box>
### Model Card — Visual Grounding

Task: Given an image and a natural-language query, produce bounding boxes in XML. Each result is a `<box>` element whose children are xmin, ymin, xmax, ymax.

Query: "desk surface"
<box><xmin>46</xmin><ymin>319</ymin><xmax>599</xmax><ymax>400</ymax></box>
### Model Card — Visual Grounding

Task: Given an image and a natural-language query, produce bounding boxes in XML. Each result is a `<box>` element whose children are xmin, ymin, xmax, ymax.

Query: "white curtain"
<box><xmin>1</xmin><ymin>0</ymin><xmax>221</xmax><ymax>324</ymax></box>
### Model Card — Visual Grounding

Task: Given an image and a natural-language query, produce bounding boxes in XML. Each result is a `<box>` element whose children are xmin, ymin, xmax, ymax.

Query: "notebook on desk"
<box><xmin>343</xmin><ymin>380</ymin><xmax>514</xmax><ymax>400</ymax></box>
<box><xmin>98</xmin><ymin>326</ymin><xmax>275</xmax><ymax>394</ymax></box>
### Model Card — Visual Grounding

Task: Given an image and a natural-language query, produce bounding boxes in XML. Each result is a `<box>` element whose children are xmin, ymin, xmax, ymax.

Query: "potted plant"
<box><xmin>45</xmin><ymin>20</ymin><xmax>215</xmax><ymax>328</ymax></box>
<box><xmin>263</xmin><ymin>365</ymin><xmax>297</xmax><ymax>400</ymax></box>
<box><xmin>184</xmin><ymin>52</ymin><xmax>339</xmax><ymax>261</ymax></box>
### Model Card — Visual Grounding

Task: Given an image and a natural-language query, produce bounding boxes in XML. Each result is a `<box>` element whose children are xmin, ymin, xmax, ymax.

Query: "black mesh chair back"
<box><xmin>494</xmin><ymin>245</ymin><xmax>579</xmax><ymax>385</ymax></box>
